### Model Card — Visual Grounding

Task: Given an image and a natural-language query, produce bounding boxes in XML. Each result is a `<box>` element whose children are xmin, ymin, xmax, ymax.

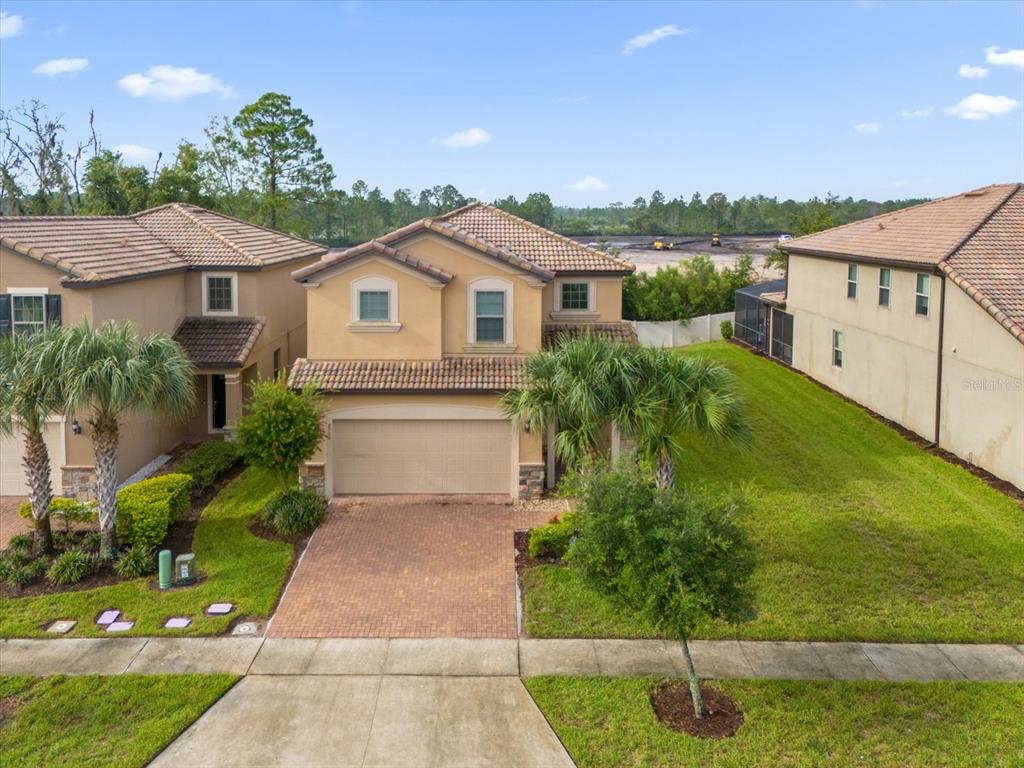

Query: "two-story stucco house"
<box><xmin>289</xmin><ymin>202</ymin><xmax>636</xmax><ymax>498</ymax></box>
<box><xmin>750</xmin><ymin>183</ymin><xmax>1022</xmax><ymax>490</ymax></box>
<box><xmin>0</xmin><ymin>204</ymin><xmax>326</xmax><ymax>496</ymax></box>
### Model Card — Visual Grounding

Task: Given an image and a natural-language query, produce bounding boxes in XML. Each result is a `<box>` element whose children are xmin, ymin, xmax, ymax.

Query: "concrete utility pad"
<box><xmin>150</xmin><ymin>675</ymin><xmax>574</xmax><ymax>768</ymax></box>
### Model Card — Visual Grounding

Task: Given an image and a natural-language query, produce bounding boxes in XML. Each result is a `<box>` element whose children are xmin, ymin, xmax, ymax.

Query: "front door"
<box><xmin>211</xmin><ymin>374</ymin><xmax>227</xmax><ymax>430</ymax></box>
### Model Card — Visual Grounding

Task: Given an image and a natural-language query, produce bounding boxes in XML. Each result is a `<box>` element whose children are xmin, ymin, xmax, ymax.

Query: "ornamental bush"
<box><xmin>46</xmin><ymin>549</ymin><xmax>99</xmax><ymax>586</ymax></box>
<box><xmin>236</xmin><ymin>380</ymin><xmax>323</xmax><ymax>490</ymax></box>
<box><xmin>114</xmin><ymin>545</ymin><xmax>156</xmax><ymax>578</ymax></box>
<box><xmin>720</xmin><ymin>319</ymin><xmax>733</xmax><ymax>340</ymax></box>
<box><xmin>18</xmin><ymin>497</ymin><xmax>98</xmax><ymax>531</ymax></box>
<box><xmin>116</xmin><ymin>473</ymin><xmax>192</xmax><ymax>550</ymax></box>
<box><xmin>261</xmin><ymin>489</ymin><xmax>326</xmax><ymax>537</ymax></box>
<box><xmin>178</xmin><ymin>440</ymin><xmax>241</xmax><ymax>495</ymax></box>
<box><xmin>528</xmin><ymin>511</ymin><xmax>578</xmax><ymax>559</ymax></box>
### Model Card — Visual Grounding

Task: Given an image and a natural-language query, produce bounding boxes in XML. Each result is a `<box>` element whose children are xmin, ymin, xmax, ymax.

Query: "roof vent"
<box><xmin>120</xmin><ymin>237</ymin><xmax>129</xmax><ymax>247</ymax></box>
<box><xmin>963</xmin><ymin>190</ymin><xmax>985</xmax><ymax>197</ymax></box>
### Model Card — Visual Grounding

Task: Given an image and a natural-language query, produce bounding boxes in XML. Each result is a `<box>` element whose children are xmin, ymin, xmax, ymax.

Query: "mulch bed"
<box><xmin>650</xmin><ymin>681</ymin><xmax>744</xmax><ymax>738</ymax></box>
<box><xmin>513</xmin><ymin>529</ymin><xmax>564</xmax><ymax>576</ymax></box>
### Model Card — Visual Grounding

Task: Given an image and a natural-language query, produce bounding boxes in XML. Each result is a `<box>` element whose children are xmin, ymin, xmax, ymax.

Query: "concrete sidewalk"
<box><xmin>3</xmin><ymin>636</ymin><xmax>1023</xmax><ymax>681</ymax></box>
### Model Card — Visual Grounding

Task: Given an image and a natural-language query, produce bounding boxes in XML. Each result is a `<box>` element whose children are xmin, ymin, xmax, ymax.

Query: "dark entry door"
<box><xmin>211</xmin><ymin>374</ymin><xmax>227</xmax><ymax>430</ymax></box>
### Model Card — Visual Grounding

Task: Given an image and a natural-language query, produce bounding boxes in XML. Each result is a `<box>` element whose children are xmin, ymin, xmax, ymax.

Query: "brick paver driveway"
<box><xmin>268</xmin><ymin>496</ymin><xmax>553</xmax><ymax>638</ymax></box>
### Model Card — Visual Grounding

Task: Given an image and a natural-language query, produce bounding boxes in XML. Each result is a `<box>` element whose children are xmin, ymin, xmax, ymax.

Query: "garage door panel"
<box><xmin>1</xmin><ymin>421</ymin><xmax>64</xmax><ymax>496</ymax></box>
<box><xmin>332</xmin><ymin>418</ymin><xmax>511</xmax><ymax>495</ymax></box>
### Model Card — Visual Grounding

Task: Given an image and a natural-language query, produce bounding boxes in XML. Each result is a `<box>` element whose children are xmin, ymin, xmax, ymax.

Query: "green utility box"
<box><xmin>175</xmin><ymin>553</ymin><xmax>197</xmax><ymax>586</ymax></box>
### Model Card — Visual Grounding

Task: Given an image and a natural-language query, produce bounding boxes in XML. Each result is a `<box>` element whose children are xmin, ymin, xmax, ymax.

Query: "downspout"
<box><xmin>933</xmin><ymin>273</ymin><xmax>946</xmax><ymax>446</ymax></box>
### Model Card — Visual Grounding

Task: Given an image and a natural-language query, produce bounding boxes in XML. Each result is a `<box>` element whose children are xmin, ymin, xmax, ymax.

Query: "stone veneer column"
<box><xmin>518</xmin><ymin>463</ymin><xmax>545</xmax><ymax>499</ymax></box>
<box><xmin>61</xmin><ymin>465</ymin><xmax>96</xmax><ymax>500</ymax></box>
<box><xmin>299</xmin><ymin>461</ymin><xmax>326</xmax><ymax>497</ymax></box>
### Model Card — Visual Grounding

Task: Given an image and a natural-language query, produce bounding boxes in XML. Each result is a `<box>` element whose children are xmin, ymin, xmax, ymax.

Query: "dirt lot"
<box><xmin>577</xmin><ymin>234</ymin><xmax>784</xmax><ymax>279</ymax></box>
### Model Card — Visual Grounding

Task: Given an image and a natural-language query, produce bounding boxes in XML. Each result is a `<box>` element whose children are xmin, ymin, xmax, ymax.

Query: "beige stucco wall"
<box><xmin>939</xmin><ymin>286</ymin><xmax>1024</xmax><ymax>489</ymax></box>
<box><xmin>541</xmin><ymin>277</ymin><xmax>624</xmax><ymax>322</ymax></box>
<box><xmin>305</xmin><ymin>256</ymin><xmax>443</xmax><ymax>360</ymax></box>
<box><xmin>1</xmin><ymin>248</ymin><xmax>94</xmax><ymax>324</ymax></box>
<box><xmin>787</xmin><ymin>254</ymin><xmax>941</xmax><ymax>438</ymax></box>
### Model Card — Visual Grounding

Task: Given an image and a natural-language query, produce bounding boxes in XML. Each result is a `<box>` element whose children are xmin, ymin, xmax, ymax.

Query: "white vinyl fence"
<box><xmin>629</xmin><ymin>311</ymin><xmax>734</xmax><ymax>348</ymax></box>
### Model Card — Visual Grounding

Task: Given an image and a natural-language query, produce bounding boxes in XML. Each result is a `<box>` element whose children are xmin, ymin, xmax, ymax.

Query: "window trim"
<box><xmin>348</xmin><ymin>275</ymin><xmax>401</xmax><ymax>332</ymax></box>
<box><xmin>878</xmin><ymin>268</ymin><xmax>891</xmax><ymax>308</ymax></box>
<box><xmin>467</xmin><ymin>277</ymin><xmax>514</xmax><ymax>347</ymax></box>
<box><xmin>846</xmin><ymin>264</ymin><xmax>858</xmax><ymax>300</ymax></box>
<box><xmin>9</xmin><ymin>290</ymin><xmax>48</xmax><ymax>335</ymax></box>
<box><xmin>832</xmin><ymin>329</ymin><xmax>843</xmax><ymax>368</ymax></box>
<box><xmin>915</xmin><ymin>273</ymin><xmax>930</xmax><ymax>317</ymax></box>
<box><xmin>202</xmin><ymin>272</ymin><xmax>238</xmax><ymax>316</ymax></box>
<box><xmin>553</xmin><ymin>278</ymin><xmax>597</xmax><ymax>316</ymax></box>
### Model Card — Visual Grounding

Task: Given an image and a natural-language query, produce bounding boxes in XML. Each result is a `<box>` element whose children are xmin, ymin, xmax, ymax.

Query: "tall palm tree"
<box><xmin>52</xmin><ymin>321</ymin><xmax>195</xmax><ymax>558</ymax></box>
<box><xmin>619</xmin><ymin>348</ymin><xmax>750</xmax><ymax>489</ymax></box>
<box><xmin>0</xmin><ymin>329</ymin><xmax>65</xmax><ymax>554</ymax></box>
<box><xmin>502</xmin><ymin>336</ymin><xmax>749</xmax><ymax>489</ymax></box>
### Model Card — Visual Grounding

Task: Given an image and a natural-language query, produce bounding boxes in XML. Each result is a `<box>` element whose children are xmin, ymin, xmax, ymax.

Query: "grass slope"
<box><xmin>525</xmin><ymin>343</ymin><xmax>1024</xmax><ymax>642</ymax></box>
<box><xmin>526</xmin><ymin>677</ymin><xmax>1024</xmax><ymax>768</ymax></box>
<box><xmin>0</xmin><ymin>674</ymin><xmax>237</xmax><ymax>768</ymax></box>
<box><xmin>0</xmin><ymin>467</ymin><xmax>293</xmax><ymax>637</ymax></box>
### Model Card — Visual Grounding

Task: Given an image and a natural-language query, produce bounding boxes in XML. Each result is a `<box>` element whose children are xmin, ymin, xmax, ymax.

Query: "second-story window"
<box><xmin>915</xmin><ymin>273</ymin><xmax>930</xmax><ymax>316</ymax></box>
<box><xmin>847</xmin><ymin>264</ymin><xmax>858</xmax><ymax>299</ymax></box>
<box><xmin>11</xmin><ymin>295</ymin><xmax>46</xmax><ymax>335</ymax></box>
<box><xmin>204</xmin><ymin>273</ymin><xmax>237</xmax><ymax>315</ymax></box>
<box><xmin>475</xmin><ymin>291</ymin><xmax>506</xmax><ymax>342</ymax></box>
<box><xmin>560</xmin><ymin>282</ymin><xmax>590</xmax><ymax>310</ymax></box>
<box><xmin>878</xmin><ymin>268</ymin><xmax>891</xmax><ymax>307</ymax></box>
<box><xmin>359</xmin><ymin>290</ymin><xmax>391</xmax><ymax>321</ymax></box>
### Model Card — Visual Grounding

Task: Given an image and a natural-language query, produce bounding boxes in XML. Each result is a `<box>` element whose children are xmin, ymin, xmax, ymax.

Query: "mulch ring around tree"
<box><xmin>649</xmin><ymin>681</ymin><xmax>744</xmax><ymax>739</ymax></box>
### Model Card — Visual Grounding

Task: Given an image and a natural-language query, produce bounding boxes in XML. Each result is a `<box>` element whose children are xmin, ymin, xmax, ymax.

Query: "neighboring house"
<box><xmin>0</xmin><ymin>204</ymin><xmax>326</xmax><ymax>496</ymax></box>
<box><xmin>742</xmin><ymin>183</ymin><xmax>1023</xmax><ymax>489</ymax></box>
<box><xmin>289</xmin><ymin>202</ymin><xmax>636</xmax><ymax>498</ymax></box>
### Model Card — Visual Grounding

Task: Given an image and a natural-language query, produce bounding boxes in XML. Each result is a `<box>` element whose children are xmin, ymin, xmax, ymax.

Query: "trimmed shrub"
<box><xmin>18</xmin><ymin>497</ymin><xmax>98</xmax><ymax>531</ymax></box>
<box><xmin>46</xmin><ymin>549</ymin><xmax>99</xmax><ymax>586</ymax></box>
<box><xmin>528</xmin><ymin>511</ymin><xmax>578</xmax><ymax>559</ymax></box>
<box><xmin>114</xmin><ymin>546</ymin><xmax>155</xmax><ymax>578</ymax></box>
<box><xmin>116</xmin><ymin>473</ymin><xmax>193</xmax><ymax>550</ymax></box>
<box><xmin>720</xmin><ymin>319</ymin><xmax>733</xmax><ymax>340</ymax></box>
<box><xmin>261</xmin><ymin>489</ymin><xmax>326</xmax><ymax>536</ymax></box>
<box><xmin>7</xmin><ymin>533</ymin><xmax>34</xmax><ymax>554</ymax></box>
<box><xmin>178</xmin><ymin>441</ymin><xmax>242</xmax><ymax>495</ymax></box>
<box><xmin>0</xmin><ymin>553</ymin><xmax>43</xmax><ymax>588</ymax></box>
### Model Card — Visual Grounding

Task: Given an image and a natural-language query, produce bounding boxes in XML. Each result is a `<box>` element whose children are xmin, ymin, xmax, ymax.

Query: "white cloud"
<box><xmin>567</xmin><ymin>175</ymin><xmax>609</xmax><ymax>192</ymax></box>
<box><xmin>437</xmin><ymin>127</ymin><xmax>491</xmax><ymax>149</ymax></box>
<box><xmin>945</xmin><ymin>93</ymin><xmax>1020</xmax><ymax>120</ymax></box>
<box><xmin>33</xmin><ymin>57</ymin><xmax>89</xmax><ymax>77</ymax></box>
<box><xmin>114</xmin><ymin>144</ymin><xmax>159</xmax><ymax>165</ymax></box>
<box><xmin>117</xmin><ymin>65</ymin><xmax>233</xmax><ymax>101</ymax></box>
<box><xmin>958</xmin><ymin>64</ymin><xmax>989</xmax><ymax>79</ymax></box>
<box><xmin>985</xmin><ymin>46</ymin><xmax>1024</xmax><ymax>69</ymax></box>
<box><xmin>854</xmin><ymin>122</ymin><xmax>881</xmax><ymax>135</ymax></box>
<box><xmin>901</xmin><ymin>107</ymin><xmax>934</xmax><ymax>119</ymax></box>
<box><xmin>0</xmin><ymin>12</ymin><xmax>24</xmax><ymax>38</ymax></box>
<box><xmin>622</xmin><ymin>25</ymin><xmax>689</xmax><ymax>55</ymax></box>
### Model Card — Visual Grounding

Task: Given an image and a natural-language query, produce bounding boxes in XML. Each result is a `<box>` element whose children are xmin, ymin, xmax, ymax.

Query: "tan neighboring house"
<box><xmin>0</xmin><ymin>204</ymin><xmax>326</xmax><ymax>496</ymax></box>
<box><xmin>289</xmin><ymin>202</ymin><xmax>636</xmax><ymax>498</ymax></box>
<box><xmin>755</xmin><ymin>183</ymin><xmax>1023</xmax><ymax>489</ymax></box>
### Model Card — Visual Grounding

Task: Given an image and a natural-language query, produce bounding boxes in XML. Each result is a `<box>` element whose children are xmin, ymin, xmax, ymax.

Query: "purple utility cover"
<box><xmin>96</xmin><ymin>610</ymin><xmax>120</xmax><ymax>625</ymax></box>
<box><xmin>164</xmin><ymin>617</ymin><xmax>192</xmax><ymax>629</ymax></box>
<box><xmin>206</xmin><ymin>603</ymin><xmax>234</xmax><ymax>615</ymax></box>
<box><xmin>106</xmin><ymin>621</ymin><xmax>134</xmax><ymax>632</ymax></box>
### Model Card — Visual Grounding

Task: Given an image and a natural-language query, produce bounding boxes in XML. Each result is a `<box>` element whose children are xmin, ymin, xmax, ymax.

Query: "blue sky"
<box><xmin>1</xmin><ymin>0</ymin><xmax>1022</xmax><ymax>205</ymax></box>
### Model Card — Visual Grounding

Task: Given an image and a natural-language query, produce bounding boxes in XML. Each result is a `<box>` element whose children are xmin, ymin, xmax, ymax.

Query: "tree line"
<box><xmin>1</xmin><ymin>94</ymin><xmax>926</xmax><ymax>246</ymax></box>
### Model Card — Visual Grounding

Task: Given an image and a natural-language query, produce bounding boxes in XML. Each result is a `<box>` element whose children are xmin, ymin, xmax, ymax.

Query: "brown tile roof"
<box><xmin>172</xmin><ymin>316</ymin><xmax>265</xmax><ymax>369</ymax></box>
<box><xmin>439</xmin><ymin>203</ymin><xmax>635</xmax><ymax>274</ymax></box>
<box><xmin>292</xmin><ymin>240</ymin><xmax>453</xmax><ymax>283</ymax></box>
<box><xmin>782</xmin><ymin>183</ymin><xmax>1024</xmax><ymax>343</ymax></box>
<box><xmin>942</xmin><ymin>186</ymin><xmax>1024</xmax><ymax>342</ymax></box>
<box><xmin>0</xmin><ymin>204</ymin><xmax>327</xmax><ymax>285</ymax></box>
<box><xmin>542</xmin><ymin>322</ymin><xmax>639</xmax><ymax>347</ymax></box>
<box><xmin>288</xmin><ymin>356</ymin><xmax>525</xmax><ymax>393</ymax></box>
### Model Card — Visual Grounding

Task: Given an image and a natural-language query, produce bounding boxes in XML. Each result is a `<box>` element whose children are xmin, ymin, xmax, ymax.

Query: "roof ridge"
<box><xmin>942</xmin><ymin>183</ymin><xmax>1021</xmax><ymax>263</ymax></box>
<box><xmin>421</xmin><ymin>218</ymin><xmax>554</xmax><ymax>277</ymax></box>
<box><xmin>782</xmin><ymin>183</ymin><xmax>1017</xmax><ymax>250</ymax></box>
<box><xmin>165</xmin><ymin>203</ymin><xmax>261</xmax><ymax>266</ymax></box>
<box><xmin>940</xmin><ymin>261</ymin><xmax>1024</xmax><ymax>344</ymax></box>
<box><xmin>0</xmin><ymin>236</ymin><xmax>99</xmax><ymax>281</ymax></box>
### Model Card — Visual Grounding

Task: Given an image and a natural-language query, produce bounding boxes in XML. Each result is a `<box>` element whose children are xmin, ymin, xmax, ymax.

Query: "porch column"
<box><xmin>224</xmin><ymin>372</ymin><xmax>243</xmax><ymax>436</ymax></box>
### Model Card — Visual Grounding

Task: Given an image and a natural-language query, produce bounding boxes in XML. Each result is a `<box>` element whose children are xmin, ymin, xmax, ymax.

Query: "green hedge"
<box><xmin>528</xmin><ymin>511</ymin><xmax>578</xmax><ymax>559</ymax></box>
<box><xmin>116</xmin><ymin>473</ymin><xmax>193</xmax><ymax>550</ymax></box>
<box><xmin>18</xmin><ymin>498</ymin><xmax>98</xmax><ymax>528</ymax></box>
<box><xmin>178</xmin><ymin>441</ymin><xmax>241</xmax><ymax>495</ymax></box>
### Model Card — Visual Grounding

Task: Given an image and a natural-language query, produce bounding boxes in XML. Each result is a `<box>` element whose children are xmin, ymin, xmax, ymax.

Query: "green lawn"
<box><xmin>524</xmin><ymin>342</ymin><xmax>1024</xmax><ymax>643</ymax></box>
<box><xmin>0</xmin><ymin>674</ymin><xmax>237</xmax><ymax>768</ymax></box>
<box><xmin>526</xmin><ymin>677</ymin><xmax>1024</xmax><ymax>768</ymax></box>
<box><xmin>0</xmin><ymin>467</ymin><xmax>294</xmax><ymax>637</ymax></box>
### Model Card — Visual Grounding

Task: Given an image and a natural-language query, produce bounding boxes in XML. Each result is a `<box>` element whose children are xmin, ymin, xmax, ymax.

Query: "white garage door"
<box><xmin>1</xmin><ymin>421</ymin><xmax>64</xmax><ymax>496</ymax></box>
<box><xmin>332</xmin><ymin>419</ymin><xmax>512</xmax><ymax>495</ymax></box>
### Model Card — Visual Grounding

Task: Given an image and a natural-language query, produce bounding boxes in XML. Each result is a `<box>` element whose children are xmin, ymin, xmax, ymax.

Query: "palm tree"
<box><xmin>0</xmin><ymin>329</ymin><xmax>65</xmax><ymax>554</ymax></box>
<box><xmin>502</xmin><ymin>336</ymin><xmax>749</xmax><ymax>489</ymax></box>
<box><xmin>52</xmin><ymin>321</ymin><xmax>195</xmax><ymax>558</ymax></box>
<box><xmin>620</xmin><ymin>348</ymin><xmax>750</xmax><ymax>489</ymax></box>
